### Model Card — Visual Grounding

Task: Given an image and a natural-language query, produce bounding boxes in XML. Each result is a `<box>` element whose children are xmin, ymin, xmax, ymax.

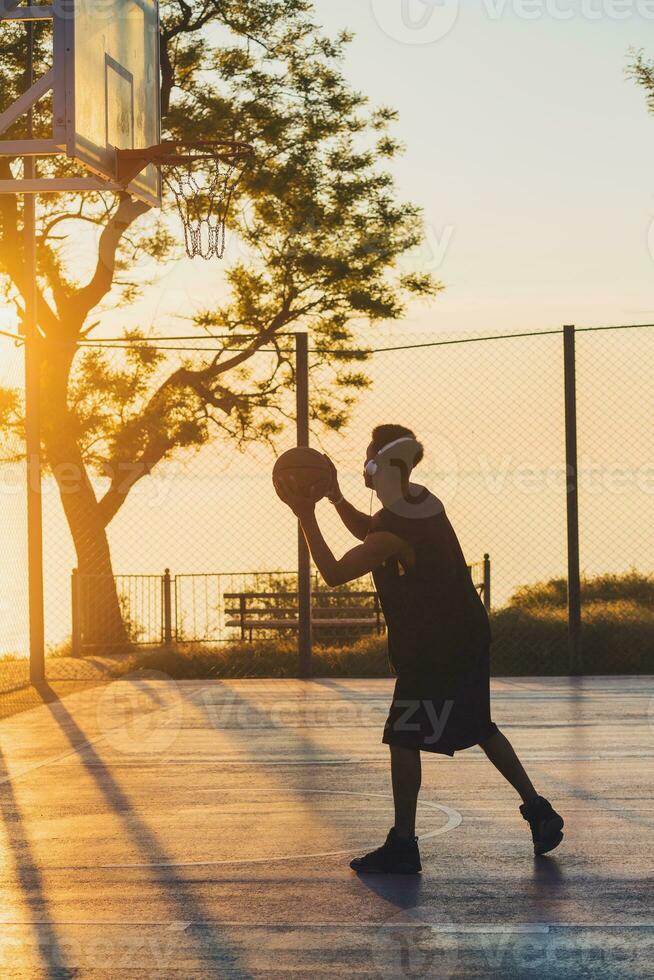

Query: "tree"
<box><xmin>0</xmin><ymin>0</ymin><xmax>441</xmax><ymax>647</ymax></box>
<box><xmin>627</xmin><ymin>48</ymin><xmax>654</xmax><ymax>113</ymax></box>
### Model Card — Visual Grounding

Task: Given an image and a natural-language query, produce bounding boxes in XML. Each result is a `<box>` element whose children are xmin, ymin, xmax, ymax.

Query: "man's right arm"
<box><xmin>332</xmin><ymin>497</ymin><xmax>372</xmax><ymax>541</ymax></box>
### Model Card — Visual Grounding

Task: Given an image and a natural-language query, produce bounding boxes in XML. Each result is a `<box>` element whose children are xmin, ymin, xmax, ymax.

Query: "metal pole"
<box><xmin>162</xmin><ymin>569</ymin><xmax>173</xmax><ymax>646</ymax></box>
<box><xmin>71</xmin><ymin>568</ymin><xmax>81</xmax><ymax>657</ymax></box>
<box><xmin>295</xmin><ymin>332</ymin><xmax>312</xmax><ymax>678</ymax></box>
<box><xmin>24</xmin><ymin>19</ymin><xmax>45</xmax><ymax>684</ymax></box>
<box><xmin>563</xmin><ymin>325</ymin><xmax>582</xmax><ymax>674</ymax></box>
<box><xmin>483</xmin><ymin>553</ymin><xmax>491</xmax><ymax>613</ymax></box>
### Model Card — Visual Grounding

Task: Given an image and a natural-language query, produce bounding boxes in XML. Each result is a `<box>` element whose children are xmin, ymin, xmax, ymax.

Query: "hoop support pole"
<box><xmin>115</xmin><ymin>140</ymin><xmax>254</xmax><ymax>187</ymax></box>
<box><xmin>0</xmin><ymin>177</ymin><xmax>121</xmax><ymax>194</ymax></box>
<box><xmin>0</xmin><ymin>68</ymin><xmax>54</xmax><ymax>136</ymax></box>
<box><xmin>0</xmin><ymin>140</ymin><xmax>62</xmax><ymax>157</ymax></box>
<box><xmin>295</xmin><ymin>332</ymin><xmax>313</xmax><ymax>678</ymax></box>
<box><xmin>23</xmin><ymin>18</ymin><xmax>45</xmax><ymax>685</ymax></box>
<box><xmin>0</xmin><ymin>6</ymin><xmax>54</xmax><ymax>21</ymax></box>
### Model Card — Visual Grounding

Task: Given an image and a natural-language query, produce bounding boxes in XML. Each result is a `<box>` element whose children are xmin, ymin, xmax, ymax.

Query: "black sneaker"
<box><xmin>520</xmin><ymin>796</ymin><xmax>565</xmax><ymax>856</ymax></box>
<box><xmin>350</xmin><ymin>827</ymin><xmax>422</xmax><ymax>874</ymax></box>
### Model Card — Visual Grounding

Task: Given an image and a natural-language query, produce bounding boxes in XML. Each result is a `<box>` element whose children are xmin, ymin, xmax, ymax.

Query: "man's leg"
<box><xmin>479</xmin><ymin>728</ymin><xmax>537</xmax><ymax>804</ymax></box>
<box><xmin>390</xmin><ymin>744</ymin><xmax>422</xmax><ymax>839</ymax></box>
<box><xmin>479</xmin><ymin>727</ymin><xmax>565</xmax><ymax>855</ymax></box>
<box><xmin>349</xmin><ymin>743</ymin><xmax>423</xmax><ymax>872</ymax></box>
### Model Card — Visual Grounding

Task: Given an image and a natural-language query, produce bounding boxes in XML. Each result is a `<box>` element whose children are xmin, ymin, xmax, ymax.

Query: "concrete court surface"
<box><xmin>0</xmin><ymin>674</ymin><xmax>652</xmax><ymax>978</ymax></box>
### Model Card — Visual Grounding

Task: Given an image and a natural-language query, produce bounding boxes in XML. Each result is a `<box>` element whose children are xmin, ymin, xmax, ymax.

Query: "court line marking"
<box><xmin>84</xmin><ymin>753</ymin><xmax>654</xmax><ymax>765</ymax></box>
<box><xmin>46</xmin><ymin>791</ymin><xmax>461</xmax><ymax>870</ymax></box>
<box><xmin>2</xmin><ymin>921</ymin><xmax>654</xmax><ymax>932</ymax></box>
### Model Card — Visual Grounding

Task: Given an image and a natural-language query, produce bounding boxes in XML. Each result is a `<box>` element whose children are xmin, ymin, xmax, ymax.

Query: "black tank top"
<box><xmin>370</xmin><ymin>497</ymin><xmax>492</xmax><ymax>676</ymax></box>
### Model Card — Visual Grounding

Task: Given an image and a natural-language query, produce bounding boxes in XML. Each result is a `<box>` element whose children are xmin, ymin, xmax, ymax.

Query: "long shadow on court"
<box><xmin>31</xmin><ymin>677</ymin><xmax>446</xmax><ymax>933</ymax></box>
<box><xmin>33</xmin><ymin>682</ymin><xmax>247</xmax><ymax>977</ymax></box>
<box><xmin>180</xmin><ymin>676</ymin><xmax>428</xmax><ymax>902</ymax></box>
<box><xmin>0</xmin><ymin>744</ymin><xmax>69</xmax><ymax>979</ymax></box>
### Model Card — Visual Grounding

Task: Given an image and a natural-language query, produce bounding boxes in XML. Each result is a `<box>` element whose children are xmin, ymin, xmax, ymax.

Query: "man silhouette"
<box><xmin>274</xmin><ymin>424</ymin><xmax>564</xmax><ymax>873</ymax></box>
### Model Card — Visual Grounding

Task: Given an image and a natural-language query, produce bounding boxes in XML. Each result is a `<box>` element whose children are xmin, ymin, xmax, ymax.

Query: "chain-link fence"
<box><xmin>0</xmin><ymin>323</ymin><xmax>652</xmax><ymax>683</ymax></box>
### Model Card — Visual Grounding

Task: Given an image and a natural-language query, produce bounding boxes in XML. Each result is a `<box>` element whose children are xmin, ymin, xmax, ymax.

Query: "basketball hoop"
<box><xmin>116</xmin><ymin>140</ymin><xmax>254</xmax><ymax>260</ymax></box>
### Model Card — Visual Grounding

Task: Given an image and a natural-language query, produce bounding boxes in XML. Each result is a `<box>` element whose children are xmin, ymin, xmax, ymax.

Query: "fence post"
<box><xmin>295</xmin><ymin>331</ymin><xmax>313</xmax><ymax>678</ymax></box>
<box><xmin>483</xmin><ymin>553</ymin><xmax>491</xmax><ymax>613</ymax></box>
<box><xmin>162</xmin><ymin>569</ymin><xmax>173</xmax><ymax>647</ymax></box>
<box><xmin>374</xmin><ymin>592</ymin><xmax>382</xmax><ymax>635</ymax></box>
<box><xmin>239</xmin><ymin>594</ymin><xmax>247</xmax><ymax>641</ymax></box>
<box><xmin>71</xmin><ymin>568</ymin><xmax>81</xmax><ymax>658</ymax></box>
<box><xmin>563</xmin><ymin>325</ymin><xmax>582</xmax><ymax>674</ymax></box>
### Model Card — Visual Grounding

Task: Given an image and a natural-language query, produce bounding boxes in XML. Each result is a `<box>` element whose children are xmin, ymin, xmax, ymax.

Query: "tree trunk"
<box><xmin>42</xmin><ymin>347</ymin><xmax>130</xmax><ymax>650</ymax></box>
<box><xmin>58</xmin><ymin>476</ymin><xmax>130</xmax><ymax>650</ymax></box>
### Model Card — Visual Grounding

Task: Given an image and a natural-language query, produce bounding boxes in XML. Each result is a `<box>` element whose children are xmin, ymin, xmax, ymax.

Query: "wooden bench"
<box><xmin>224</xmin><ymin>591</ymin><xmax>385</xmax><ymax>641</ymax></box>
<box><xmin>224</xmin><ymin>557</ymin><xmax>489</xmax><ymax>642</ymax></box>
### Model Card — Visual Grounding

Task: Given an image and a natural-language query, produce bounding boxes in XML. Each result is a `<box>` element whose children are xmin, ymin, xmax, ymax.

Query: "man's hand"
<box><xmin>323</xmin><ymin>455</ymin><xmax>342</xmax><ymax>504</ymax></box>
<box><xmin>273</xmin><ymin>474</ymin><xmax>316</xmax><ymax>519</ymax></box>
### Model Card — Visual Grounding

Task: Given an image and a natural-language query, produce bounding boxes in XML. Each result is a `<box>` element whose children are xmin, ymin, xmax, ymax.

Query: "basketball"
<box><xmin>272</xmin><ymin>448</ymin><xmax>333</xmax><ymax>503</ymax></box>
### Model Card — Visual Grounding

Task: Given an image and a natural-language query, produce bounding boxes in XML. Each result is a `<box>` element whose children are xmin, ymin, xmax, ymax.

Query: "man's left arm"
<box><xmin>298</xmin><ymin>508</ymin><xmax>400</xmax><ymax>587</ymax></box>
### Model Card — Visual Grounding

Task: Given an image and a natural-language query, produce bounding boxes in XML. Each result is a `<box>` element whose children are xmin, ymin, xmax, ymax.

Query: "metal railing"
<box><xmin>71</xmin><ymin>569</ymin><xmax>165</xmax><ymax>654</ymax></box>
<box><xmin>71</xmin><ymin>558</ymin><xmax>491</xmax><ymax>656</ymax></box>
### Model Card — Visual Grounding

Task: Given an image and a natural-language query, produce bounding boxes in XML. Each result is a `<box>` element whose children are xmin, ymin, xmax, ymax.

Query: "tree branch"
<box><xmin>64</xmin><ymin>195</ymin><xmax>151</xmax><ymax>324</ymax></box>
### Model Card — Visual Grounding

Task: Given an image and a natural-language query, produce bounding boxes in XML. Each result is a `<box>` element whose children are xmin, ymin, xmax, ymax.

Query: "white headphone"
<box><xmin>365</xmin><ymin>436</ymin><xmax>420</xmax><ymax>477</ymax></box>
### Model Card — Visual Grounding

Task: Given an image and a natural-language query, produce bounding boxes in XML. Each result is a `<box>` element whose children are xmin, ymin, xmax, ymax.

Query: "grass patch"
<box><xmin>115</xmin><ymin>592</ymin><xmax>654</xmax><ymax>679</ymax></box>
<box><xmin>0</xmin><ymin>653</ymin><xmax>23</xmax><ymax>664</ymax></box>
<box><xmin>116</xmin><ymin>635</ymin><xmax>392</xmax><ymax>680</ymax></box>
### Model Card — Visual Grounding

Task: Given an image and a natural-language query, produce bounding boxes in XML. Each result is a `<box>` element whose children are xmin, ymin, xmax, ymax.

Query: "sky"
<box><xmin>1</xmin><ymin>2</ymin><xmax>654</xmax><ymax>654</ymax></box>
<box><xmin>310</xmin><ymin>1</ymin><xmax>654</xmax><ymax>333</ymax></box>
<box><xmin>2</xmin><ymin>3</ymin><xmax>654</xmax><ymax>335</ymax></box>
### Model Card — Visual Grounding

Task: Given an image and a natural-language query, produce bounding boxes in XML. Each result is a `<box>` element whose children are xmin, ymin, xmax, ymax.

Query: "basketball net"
<box><xmin>161</xmin><ymin>144</ymin><xmax>253</xmax><ymax>260</ymax></box>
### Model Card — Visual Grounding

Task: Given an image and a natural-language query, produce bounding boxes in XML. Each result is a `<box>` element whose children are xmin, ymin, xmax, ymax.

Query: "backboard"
<box><xmin>65</xmin><ymin>0</ymin><xmax>162</xmax><ymax>205</ymax></box>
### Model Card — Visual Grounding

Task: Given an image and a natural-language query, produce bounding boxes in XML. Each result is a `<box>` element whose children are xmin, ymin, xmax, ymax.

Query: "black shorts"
<box><xmin>382</xmin><ymin>645</ymin><xmax>498</xmax><ymax>756</ymax></box>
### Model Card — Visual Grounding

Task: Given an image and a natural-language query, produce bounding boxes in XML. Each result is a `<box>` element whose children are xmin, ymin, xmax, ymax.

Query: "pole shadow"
<box><xmin>25</xmin><ymin>681</ymin><xmax>246</xmax><ymax>976</ymax></box>
<box><xmin>0</xmin><ymin>744</ymin><xmax>69</xmax><ymax>978</ymax></box>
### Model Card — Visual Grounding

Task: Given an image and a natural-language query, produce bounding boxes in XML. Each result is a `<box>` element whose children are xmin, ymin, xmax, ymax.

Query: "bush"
<box><xmin>509</xmin><ymin>569</ymin><xmax>654</xmax><ymax>608</ymax></box>
<box><xmin>113</xmin><ymin>570</ymin><xmax>654</xmax><ymax>679</ymax></box>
